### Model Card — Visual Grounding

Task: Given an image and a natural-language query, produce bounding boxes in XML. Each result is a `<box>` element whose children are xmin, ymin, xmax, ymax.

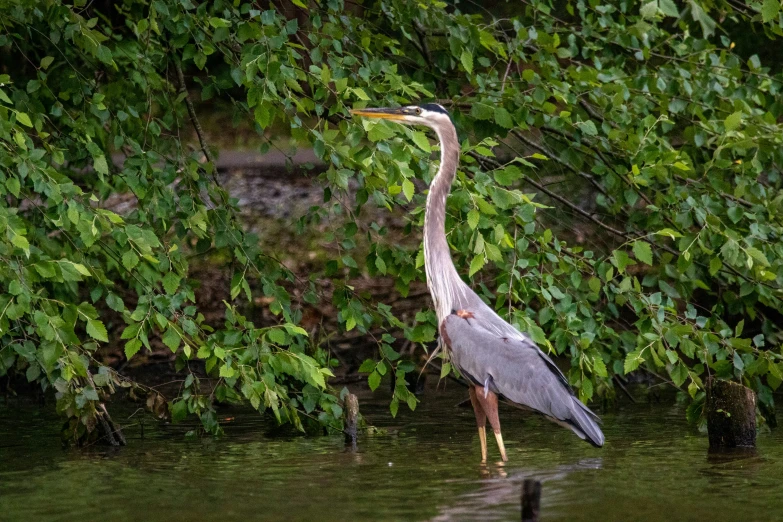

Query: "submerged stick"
<box><xmin>344</xmin><ymin>393</ymin><xmax>359</xmax><ymax>450</ymax></box>
<box><xmin>97</xmin><ymin>403</ymin><xmax>127</xmax><ymax>446</ymax></box>
<box><xmin>86</xmin><ymin>369</ymin><xmax>126</xmax><ymax>446</ymax></box>
<box><xmin>521</xmin><ymin>479</ymin><xmax>541</xmax><ymax>522</ymax></box>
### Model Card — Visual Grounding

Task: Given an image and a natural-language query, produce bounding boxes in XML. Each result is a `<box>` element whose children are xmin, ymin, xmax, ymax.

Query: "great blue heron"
<box><xmin>350</xmin><ymin>104</ymin><xmax>604</xmax><ymax>462</ymax></box>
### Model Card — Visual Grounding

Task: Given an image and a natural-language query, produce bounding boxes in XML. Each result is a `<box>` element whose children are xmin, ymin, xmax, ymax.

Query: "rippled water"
<box><xmin>1</xmin><ymin>384</ymin><xmax>782</xmax><ymax>521</ymax></box>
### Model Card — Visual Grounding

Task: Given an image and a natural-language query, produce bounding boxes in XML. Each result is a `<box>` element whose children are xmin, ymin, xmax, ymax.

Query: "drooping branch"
<box><xmin>469</xmin><ymin>151</ymin><xmax>629</xmax><ymax>240</ymax></box>
<box><xmin>511</xmin><ymin>129</ymin><xmax>612</xmax><ymax>202</ymax></box>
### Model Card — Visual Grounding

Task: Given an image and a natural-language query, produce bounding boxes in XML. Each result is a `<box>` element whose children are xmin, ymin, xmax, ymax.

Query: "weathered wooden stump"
<box><xmin>706</xmin><ymin>378</ymin><xmax>756</xmax><ymax>449</ymax></box>
<box><xmin>521</xmin><ymin>479</ymin><xmax>541</xmax><ymax>522</ymax></box>
<box><xmin>344</xmin><ymin>392</ymin><xmax>359</xmax><ymax>450</ymax></box>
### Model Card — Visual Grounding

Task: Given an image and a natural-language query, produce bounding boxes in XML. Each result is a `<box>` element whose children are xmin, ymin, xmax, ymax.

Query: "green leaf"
<box><xmin>670</xmin><ymin>363</ymin><xmax>688</xmax><ymax>388</ymax></box>
<box><xmin>643</xmin><ymin>0</ymin><xmax>661</xmax><ymax>19</ymax></box>
<box><xmin>578</xmin><ymin>120</ymin><xmax>598</xmax><ymax>136</ymax></box>
<box><xmin>654</xmin><ymin>228</ymin><xmax>682</xmax><ymax>239</ymax></box>
<box><xmin>367</xmin><ymin>122</ymin><xmax>396</xmax><ymax>142</ymax></box>
<box><xmin>162</xmin><ymin>326</ymin><xmax>181</xmax><ymax>352</ymax></box>
<box><xmin>402</xmin><ymin>179</ymin><xmax>415</xmax><ymax>202</ymax></box>
<box><xmin>5</xmin><ymin>177</ymin><xmax>20</xmax><ymax>198</ymax></box>
<box><xmin>94</xmin><ymin>155</ymin><xmax>109</xmax><ymax>176</ymax></box>
<box><xmin>162</xmin><ymin>272</ymin><xmax>181</xmax><ymax>294</ymax></box>
<box><xmin>96</xmin><ymin>45</ymin><xmax>113</xmax><ymax>64</ymax></box>
<box><xmin>709</xmin><ymin>256</ymin><xmax>722</xmax><ymax>276</ymax></box>
<box><xmin>724</xmin><ymin>111</ymin><xmax>742</xmax><ymax>132</ymax></box>
<box><xmin>26</xmin><ymin>364</ymin><xmax>41</xmax><ymax>382</ymax></box>
<box><xmin>440</xmin><ymin>362</ymin><xmax>452</xmax><ymax>379</ymax></box>
<box><xmin>358</xmin><ymin>359</ymin><xmax>376</xmax><ymax>373</ymax></box>
<box><xmin>762</xmin><ymin>0</ymin><xmax>780</xmax><ymax>23</ymax></box>
<box><xmin>411</xmin><ymin>131</ymin><xmax>431</xmax><ymax>152</ymax></box>
<box><xmin>494</xmin><ymin>108</ymin><xmax>513</xmax><ymax>129</ymax></box>
<box><xmin>659</xmin><ymin>0</ymin><xmax>679</xmax><ymax>16</ymax></box>
<box><xmin>171</xmin><ymin>400</ymin><xmax>188</xmax><ymax>422</ymax></box>
<box><xmin>592</xmin><ymin>356</ymin><xmax>608</xmax><ymax>378</ymax></box>
<box><xmin>469</xmin><ymin>255</ymin><xmax>485</xmax><ymax>277</ymax></box>
<box><xmin>524</xmin><ymin>322</ymin><xmax>548</xmax><ymax>345</ymax></box>
<box><xmin>632</xmin><ymin>241</ymin><xmax>653</xmax><ymax>265</ymax></box>
<box><xmin>82</xmin><ymin>386</ymin><xmax>100</xmax><ymax>401</ymax></box>
<box><xmin>375</xmin><ymin>255</ymin><xmax>387</xmax><ymax>275</ymax></box>
<box><xmin>467</xmin><ymin>209</ymin><xmax>480</xmax><ymax>230</ymax></box>
<box><xmin>77</xmin><ymin>302</ymin><xmax>98</xmax><ymax>320</ymax></box>
<box><xmin>727</xmin><ymin>206</ymin><xmax>743</xmax><ymax>224</ymax></box>
<box><xmin>352</xmin><ymin>87</ymin><xmax>370</xmax><ymax>101</ymax></box>
<box><xmin>67</xmin><ymin>203</ymin><xmax>79</xmax><ymax>224</ymax></box>
<box><xmin>71</xmin><ymin>263</ymin><xmax>91</xmax><ymax>276</ymax></box>
<box><xmin>16</xmin><ymin>112</ymin><xmax>32</xmax><ymax>127</ymax></box>
<box><xmin>579</xmin><ymin>378</ymin><xmax>593</xmax><ymax>402</ymax></box>
<box><xmin>624</xmin><ymin>348</ymin><xmax>644</xmax><ymax>374</ymax></box>
<box><xmin>460</xmin><ymin>49</ymin><xmax>473</xmax><ymax>74</ymax></box>
<box><xmin>495</xmin><ymin>166</ymin><xmax>522</xmax><ymax>186</ymax></box>
<box><xmin>105</xmin><ymin>292</ymin><xmax>125</xmax><ymax>313</ymax></box>
<box><xmin>389</xmin><ymin>398</ymin><xmax>399</xmax><ymax>417</ymax></box>
<box><xmin>368</xmin><ymin>370</ymin><xmax>381</xmax><ymax>391</ymax></box>
<box><xmin>23</xmin><ymin>81</ymin><xmax>39</xmax><ymax>97</ymax></box>
<box><xmin>219</xmin><ymin>364</ymin><xmax>235</xmax><ymax>378</ymax></box>
<box><xmin>11</xmin><ymin>233</ymin><xmax>29</xmax><ymax>252</ymax></box>
<box><xmin>690</xmin><ymin>1</ymin><xmax>716</xmax><ymax>37</ymax></box>
<box><xmin>267</xmin><ymin>328</ymin><xmax>287</xmax><ymax>345</ymax></box>
<box><xmin>735</xmin><ymin>319</ymin><xmax>745</xmax><ymax>337</ymax></box>
<box><xmin>40</xmin><ymin>56</ymin><xmax>54</xmax><ymax>70</ymax></box>
<box><xmin>745</xmin><ymin>246</ymin><xmax>770</xmax><ymax>267</ymax></box>
<box><xmin>33</xmin><ymin>262</ymin><xmax>56</xmax><ymax>278</ymax></box>
<box><xmin>86</xmin><ymin>319</ymin><xmax>108</xmax><ymax>342</ymax></box>
<box><xmin>122</xmin><ymin>250</ymin><xmax>139</xmax><ymax>270</ymax></box>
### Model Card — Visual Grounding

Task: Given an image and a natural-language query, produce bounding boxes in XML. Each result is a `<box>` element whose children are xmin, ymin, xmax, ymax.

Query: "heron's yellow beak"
<box><xmin>349</xmin><ymin>107</ymin><xmax>407</xmax><ymax>121</ymax></box>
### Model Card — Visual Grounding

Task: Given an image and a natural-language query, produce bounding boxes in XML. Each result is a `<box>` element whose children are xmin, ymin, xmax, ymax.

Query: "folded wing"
<box><xmin>442</xmin><ymin>312</ymin><xmax>604</xmax><ymax>447</ymax></box>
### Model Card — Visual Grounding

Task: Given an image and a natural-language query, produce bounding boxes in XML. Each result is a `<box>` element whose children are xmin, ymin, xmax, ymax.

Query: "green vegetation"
<box><xmin>2</xmin><ymin>0</ymin><xmax>783</xmax><ymax>442</ymax></box>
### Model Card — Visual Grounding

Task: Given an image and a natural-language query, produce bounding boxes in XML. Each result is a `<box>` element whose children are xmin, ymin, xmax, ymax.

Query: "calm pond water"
<box><xmin>1</xmin><ymin>384</ymin><xmax>782</xmax><ymax>522</ymax></box>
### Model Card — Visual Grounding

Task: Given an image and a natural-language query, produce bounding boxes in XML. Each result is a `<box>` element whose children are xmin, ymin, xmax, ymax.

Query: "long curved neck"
<box><xmin>424</xmin><ymin>120</ymin><xmax>464</xmax><ymax>322</ymax></box>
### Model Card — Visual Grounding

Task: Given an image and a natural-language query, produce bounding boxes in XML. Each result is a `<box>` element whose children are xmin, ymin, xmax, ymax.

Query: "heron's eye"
<box><xmin>415</xmin><ymin>108</ymin><xmax>422</xmax><ymax>115</ymax></box>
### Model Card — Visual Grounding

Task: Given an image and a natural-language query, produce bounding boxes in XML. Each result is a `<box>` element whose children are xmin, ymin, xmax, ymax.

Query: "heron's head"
<box><xmin>350</xmin><ymin>103</ymin><xmax>452</xmax><ymax>133</ymax></box>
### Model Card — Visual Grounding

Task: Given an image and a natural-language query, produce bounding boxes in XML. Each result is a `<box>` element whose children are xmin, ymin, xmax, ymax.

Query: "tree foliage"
<box><xmin>2</xmin><ymin>0</ymin><xmax>783</xmax><ymax>441</ymax></box>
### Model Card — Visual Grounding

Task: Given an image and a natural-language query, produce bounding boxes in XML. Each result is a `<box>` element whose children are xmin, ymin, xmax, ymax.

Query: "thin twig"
<box><xmin>613</xmin><ymin>375</ymin><xmax>637</xmax><ymax>404</ymax></box>
<box><xmin>500</xmin><ymin>59</ymin><xmax>513</xmax><ymax>94</ymax></box>
<box><xmin>174</xmin><ymin>59</ymin><xmax>216</xmax><ymax>169</ymax></box>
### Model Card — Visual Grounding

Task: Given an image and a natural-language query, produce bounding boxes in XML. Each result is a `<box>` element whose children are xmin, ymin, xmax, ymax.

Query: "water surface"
<box><xmin>1</xmin><ymin>385</ymin><xmax>781</xmax><ymax>521</ymax></box>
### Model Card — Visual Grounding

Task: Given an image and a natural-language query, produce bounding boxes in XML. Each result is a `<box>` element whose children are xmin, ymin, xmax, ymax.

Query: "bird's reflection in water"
<box><xmin>430</xmin><ymin>458</ymin><xmax>603</xmax><ymax>521</ymax></box>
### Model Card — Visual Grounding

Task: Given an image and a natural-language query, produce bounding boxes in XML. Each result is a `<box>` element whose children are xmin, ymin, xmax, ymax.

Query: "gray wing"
<box><xmin>442</xmin><ymin>310</ymin><xmax>604</xmax><ymax>447</ymax></box>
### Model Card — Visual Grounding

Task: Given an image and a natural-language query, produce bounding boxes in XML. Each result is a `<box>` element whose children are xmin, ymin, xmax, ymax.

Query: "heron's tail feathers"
<box><xmin>563</xmin><ymin>398</ymin><xmax>605</xmax><ymax>448</ymax></box>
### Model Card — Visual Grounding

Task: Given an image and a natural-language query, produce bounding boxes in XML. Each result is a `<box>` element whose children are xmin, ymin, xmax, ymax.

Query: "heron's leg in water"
<box><xmin>468</xmin><ymin>386</ymin><xmax>488</xmax><ymax>462</ymax></box>
<box><xmin>475</xmin><ymin>387</ymin><xmax>508</xmax><ymax>462</ymax></box>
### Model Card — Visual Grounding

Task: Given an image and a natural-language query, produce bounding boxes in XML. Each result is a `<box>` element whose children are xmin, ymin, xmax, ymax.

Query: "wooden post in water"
<box><xmin>344</xmin><ymin>392</ymin><xmax>359</xmax><ymax>450</ymax></box>
<box><xmin>521</xmin><ymin>479</ymin><xmax>541</xmax><ymax>522</ymax></box>
<box><xmin>706</xmin><ymin>377</ymin><xmax>756</xmax><ymax>449</ymax></box>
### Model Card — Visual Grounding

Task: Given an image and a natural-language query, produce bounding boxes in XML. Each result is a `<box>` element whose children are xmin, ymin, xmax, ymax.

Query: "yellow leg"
<box><xmin>478</xmin><ymin>425</ymin><xmax>488</xmax><ymax>462</ymax></box>
<box><xmin>494</xmin><ymin>430</ymin><xmax>508</xmax><ymax>462</ymax></box>
<box><xmin>476</xmin><ymin>386</ymin><xmax>509</xmax><ymax>462</ymax></box>
<box><xmin>469</xmin><ymin>387</ymin><xmax>489</xmax><ymax>463</ymax></box>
